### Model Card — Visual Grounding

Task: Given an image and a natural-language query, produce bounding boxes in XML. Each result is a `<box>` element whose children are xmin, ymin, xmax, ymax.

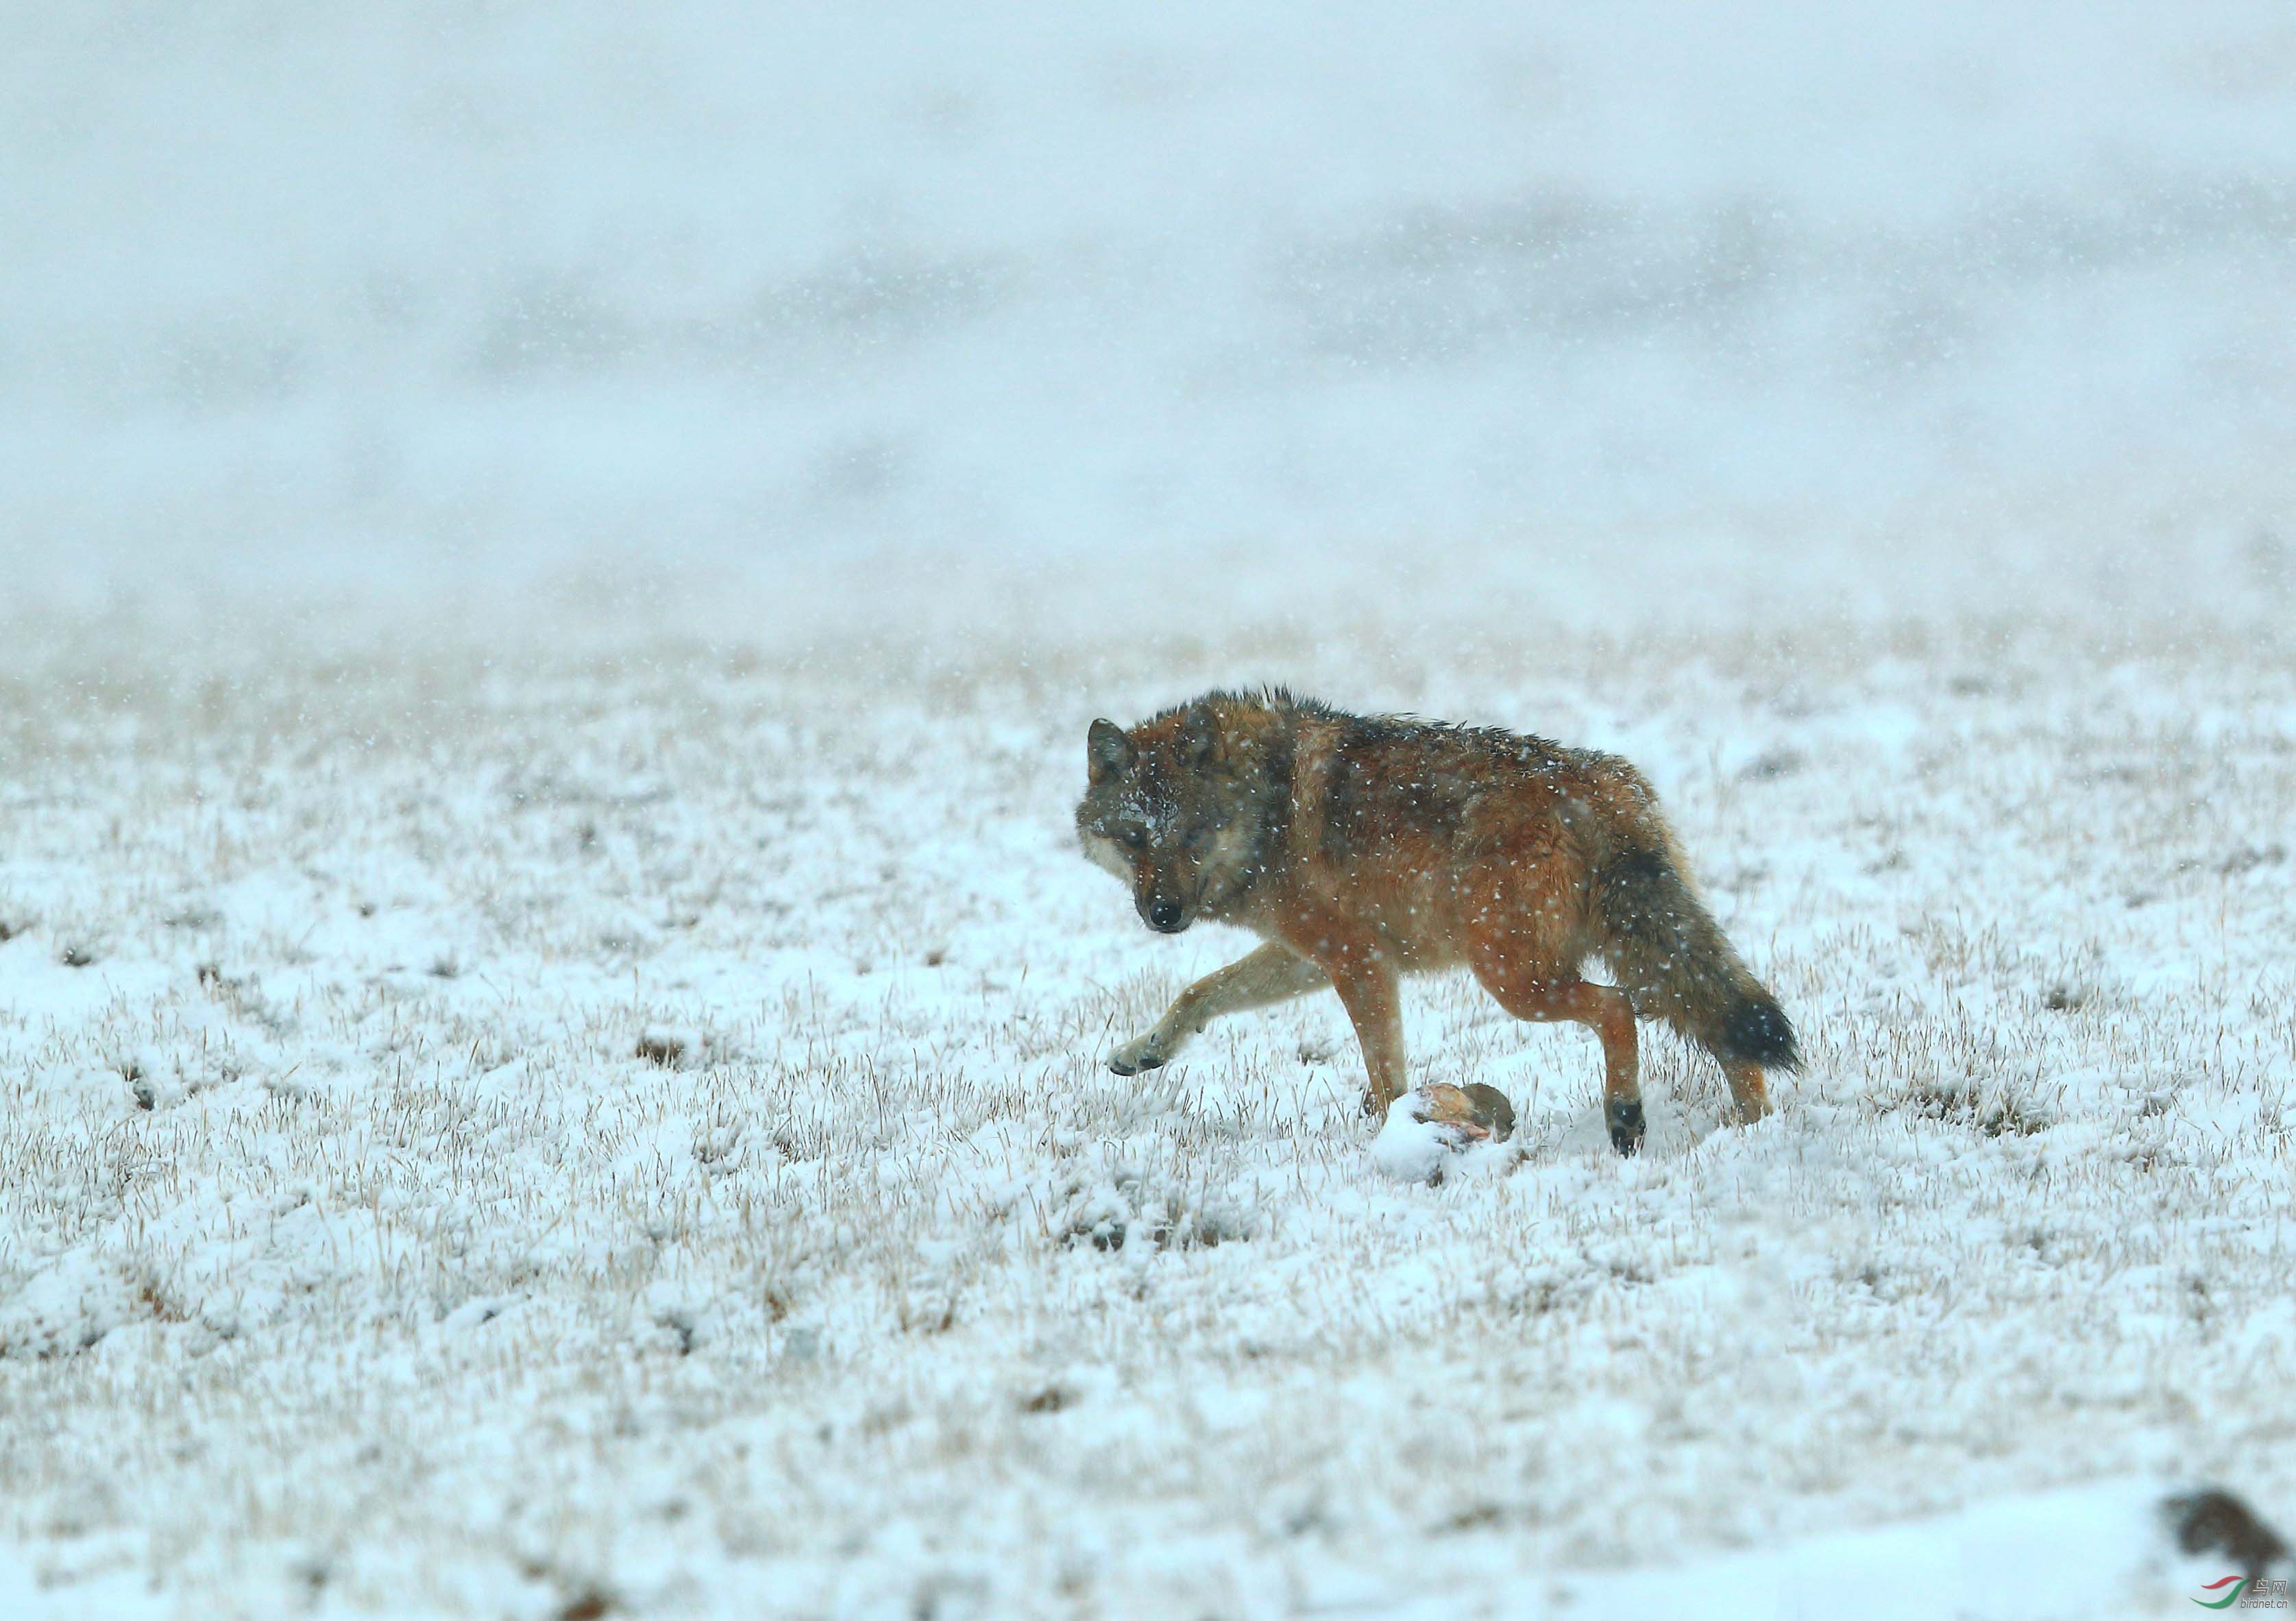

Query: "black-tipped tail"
<box><xmin>1594</xmin><ymin>845</ymin><xmax>1800</xmax><ymax>1073</ymax></box>
<box><xmin>1716</xmin><ymin>984</ymin><xmax>1800</xmax><ymax>1072</ymax></box>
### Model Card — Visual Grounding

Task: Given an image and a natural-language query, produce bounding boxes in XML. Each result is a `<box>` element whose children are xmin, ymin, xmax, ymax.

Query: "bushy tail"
<box><xmin>1592</xmin><ymin>843</ymin><xmax>1799</xmax><ymax>1071</ymax></box>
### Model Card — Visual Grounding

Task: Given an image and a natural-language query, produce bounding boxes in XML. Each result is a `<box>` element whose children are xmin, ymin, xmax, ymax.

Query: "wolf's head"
<box><xmin>1074</xmin><ymin>698</ymin><xmax>1283</xmax><ymax>934</ymax></box>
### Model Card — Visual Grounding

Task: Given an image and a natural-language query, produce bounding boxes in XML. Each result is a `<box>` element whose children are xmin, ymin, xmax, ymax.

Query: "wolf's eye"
<box><xmin>1116</xmin><ymin>826</ymin><xmax>1147</xmax><ymax>850</ymax></box>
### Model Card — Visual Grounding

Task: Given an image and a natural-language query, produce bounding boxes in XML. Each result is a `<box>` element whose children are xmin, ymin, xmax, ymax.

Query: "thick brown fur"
<box><xmin>1075</xmin><ymin>688</ymin><xmax>1798</xmax><ymax>1154</ymax></box>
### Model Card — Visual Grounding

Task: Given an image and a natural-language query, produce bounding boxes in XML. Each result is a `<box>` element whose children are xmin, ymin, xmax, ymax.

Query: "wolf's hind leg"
<box><xmin>1722</xmin><ymin>1060</ymin><xmax>1771</xmax><ymax>1124</ymax></box>
<box><xmin>1108</xmin><ymin>944</ymin><xmax>1328</xmax><ymax>1075</ymax></box>
<box><xmin>1467</xmin><ymin>944</ymin><xmax>1644</xmax><ymax>1156</ymax></box>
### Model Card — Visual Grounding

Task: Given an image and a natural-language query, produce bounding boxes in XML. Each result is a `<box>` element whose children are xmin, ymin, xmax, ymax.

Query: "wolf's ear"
<box><xmin>1088</xmin><ymin>718</ymin><xmax>1135</xmax><ymax>781</ymax></box>
<box><xmin>1179</xmin><ymin>706</ymin><xmax>1219</xmax><ymax>767</ymax></box>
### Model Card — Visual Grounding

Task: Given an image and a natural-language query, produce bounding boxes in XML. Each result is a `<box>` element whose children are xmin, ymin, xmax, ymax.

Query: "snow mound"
<box><xmin>0</xmin><ymin>1254</ymin><xmax>137</xmax><ymax>1361</ymax></box>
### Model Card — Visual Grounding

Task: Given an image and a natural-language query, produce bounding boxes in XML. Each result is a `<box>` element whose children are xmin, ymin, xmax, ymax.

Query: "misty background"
<box><xmin>8</xmin><ymin>3</ymin><xmax>2295</xmax><ymax>634</ymax></box>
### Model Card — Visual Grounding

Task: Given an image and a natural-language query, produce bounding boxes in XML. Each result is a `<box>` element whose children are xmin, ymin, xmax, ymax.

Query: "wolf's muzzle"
<box><xmin>1145</xmin><ymin>900</ymin><xmax>1186</xmax><ymax>932</ymax></box>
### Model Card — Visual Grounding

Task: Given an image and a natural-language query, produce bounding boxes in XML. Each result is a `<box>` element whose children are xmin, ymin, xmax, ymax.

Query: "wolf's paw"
<box><xmin>1108</xmin><ymin>1034</ymin><xmax>1168</xmax><ymax>1076</ymax></box>
<box><xmin>1605</xmin><ymin>1097</ymin><xmax>1646</xmax><ymax>1157</ymax></box>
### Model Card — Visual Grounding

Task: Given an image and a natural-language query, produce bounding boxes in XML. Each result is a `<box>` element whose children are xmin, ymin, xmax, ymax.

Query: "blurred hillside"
<box><xmin>6</xmin><ymin>3</ymin><xmax>2295</xmax><ymax>632</ymax></box>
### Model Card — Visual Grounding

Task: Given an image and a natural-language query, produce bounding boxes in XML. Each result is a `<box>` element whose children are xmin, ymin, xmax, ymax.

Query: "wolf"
<box><xmin>1074</xmin><ymin>689</ymin><xmax>1798</xmax><ymax>1154</ymax></box>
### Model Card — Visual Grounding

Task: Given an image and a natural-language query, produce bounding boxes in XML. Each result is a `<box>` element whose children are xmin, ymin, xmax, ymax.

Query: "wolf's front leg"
<box><xmin>1322</xmin><ymin>955</ymin><xmax>1408</xmax><ymax>1117</ymax></box>
<box><xmin>1108</xmin><ymin>944</ymin><xmax>1328</xmax><ymax>1075</ymax></box>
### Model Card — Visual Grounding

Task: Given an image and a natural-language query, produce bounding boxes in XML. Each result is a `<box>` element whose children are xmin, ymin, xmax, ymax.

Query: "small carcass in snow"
<box><xmin>1371</xmin><ymin>1082</ymin><xmax>1517</xmax><ymax>1184</ymax></box>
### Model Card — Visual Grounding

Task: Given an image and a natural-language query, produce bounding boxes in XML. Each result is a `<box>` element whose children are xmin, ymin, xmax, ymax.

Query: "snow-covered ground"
<box><xmin>3</xmin><ymin>602</ymin><xmax>2292</xmax><ymax>1617</ymax></box>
